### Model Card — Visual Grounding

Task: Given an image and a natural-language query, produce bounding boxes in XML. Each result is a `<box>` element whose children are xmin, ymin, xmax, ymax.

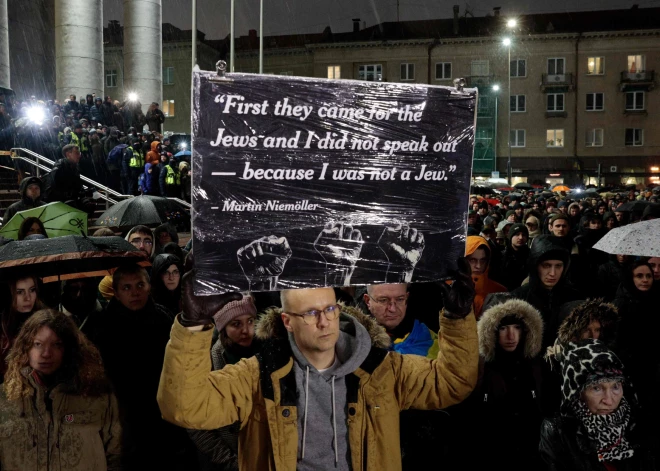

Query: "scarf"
<box><xmin>572</xmin><ymin>397</ymin><xmax>635</xmax><ymax>462</ymax></box>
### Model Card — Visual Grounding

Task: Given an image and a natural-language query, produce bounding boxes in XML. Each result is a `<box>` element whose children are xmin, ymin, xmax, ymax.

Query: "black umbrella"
<box><xmin>0</xmin><ymin>236</ymin><xmax>149</xmax><ymax>281</ymax></box>
<box><xmin>514</xmin><ymin>182</ymin><xmax>533</xmax><ymax>190</ymax></box>
<box><xmin>614</xmin><ymin>200</ymin><xmax>652</xmax><ymax>212</ymax></box>
<box><xmin>96</xmin><ymin>195</ymin><xmax>189</xmax><ymax>229</ymax></box>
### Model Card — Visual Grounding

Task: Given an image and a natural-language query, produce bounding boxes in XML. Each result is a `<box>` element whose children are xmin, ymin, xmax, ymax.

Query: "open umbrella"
<box><xmin>593</xmin><ymin>219</ymin><xmax>660</xmax><ymax>257</ymax></box>
<box><xmin>96</xmin><ymin>195</ymin><xmax>189</xmax><ymax>229</ymax></box>
<box><xmin>553</xmin><ymin>185</ymin><xmax>570</xmax><ymax>192</ymax></box>
<box><xmin>614</xmin><ymin>201</ymin><xmax>652</xmax><ymax>213</ymax></box>
<box><xmin>497</xmin><ymin>186</ymin><xmax>515</xmax><ymax>192</ymax></box>
<box><xmin>514</xmin><ymin>182</ymin><xmax>533</xmax><ymax>190</ymax></box>
<box><xmin>470</xmin><ymin>185</ymin><xmax>492</xmax><ymax>196</ymax></box>
<box><xmin>0</xmin><ymin>235</ymin><xmax>150</xmax><ymax>281</ymax></box>
<box><xmin>174</xmin><ymin>150</ymin><xmax>191</xmax><ymax>158</ymax></box>
<box><xmin>0</xmin><ymin>202</ymin><xmax>87</xmax><ymax>240</ymax></box>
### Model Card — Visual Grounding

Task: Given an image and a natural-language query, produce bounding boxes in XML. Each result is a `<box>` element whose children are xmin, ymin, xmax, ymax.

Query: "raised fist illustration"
<box><xmin>314</xmin><ymin>222</ymin><xmax>363</xmax><ymax>286</ymax></box>
<box><xmin>237</xmin><ymin>235</ymin><xmax>292</xmax><ymax>290</ymax></box>
<box><xmin>377</xmin><ymin>220</ymin><xmax>425</xmax><ymax>282</ymax></box>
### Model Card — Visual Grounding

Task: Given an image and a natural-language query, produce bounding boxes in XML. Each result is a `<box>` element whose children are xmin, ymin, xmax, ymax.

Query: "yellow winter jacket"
<box><xmin>157</xmin><ymin>307</ymin><xmax>478</xmax><ymax>471</ymax></box>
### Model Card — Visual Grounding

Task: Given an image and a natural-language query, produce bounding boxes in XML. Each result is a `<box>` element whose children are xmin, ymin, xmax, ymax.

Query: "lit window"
<box><xmin>358</xmin><ymin>65</ymin><xmax>382</xmax><ymax>82</ymax></box>
<box><xmin>625</xmin><ymin>128</ymin><xmax>643</xmax><ymax>146</ymax></box>
<box><xmin>105</xmin><ymin>70</ymin><xmax>117</xmax><ymax>88</ymax></box>
<box><xmin>587</xmin><ymin>57</ymin><xmax>604</xmax><ymax>75</ymax></box>
<box><xmin>586</xmin><ymin>93</ymin><xmax>604</xmax><ymax>111</ymax></box>
<box><xmin>586</xmin><ymin>129</ymin><xmax>604</xmax><ymax>147</ymax></box>
<box><xmin>162</xmin><ymin>100</ymin><xmax>175</xmax><ymax>117</ymax></box>
<box><xmin>435</xmin><ymin>62</ymin><xmax>452</xmax><ymax>80</ymax></box>
<box><xmin>400</xmin><ymin>63</ymin><xmax>415</xmax><ymax>81</ymax></box>
<box><xmin>547</xmin><ymin>129</ymin><xmax>564</xmax><ymax>148</ymax></box>
<box><xmin>327</xmin><ymin>66</ymin><xmax>341</xmax><ymax>79</ymax></box>
<box><xmin>163</xmin><ymin>67</ymin><xmax>175</xmax><ymax>85</ymax></box>
<box><xmin>627</xmin><ymin>55</ymin><xmax>645</xmax><ymax>73</ymax></box>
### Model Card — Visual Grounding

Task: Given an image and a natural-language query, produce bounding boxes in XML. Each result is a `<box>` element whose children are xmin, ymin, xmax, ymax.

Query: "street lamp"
<box><xmin>492</xmin><ymin>84</ymin><xmax>500</xmax><ymax>92</ymax></box>
<box><xmin>504</xmin><ymin>18</ymin><xmax>516</xmax><ymax>184</ymax></box>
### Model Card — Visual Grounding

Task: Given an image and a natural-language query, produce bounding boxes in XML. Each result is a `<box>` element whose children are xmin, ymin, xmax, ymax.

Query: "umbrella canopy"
<box><xmin>553</xmin><ymin>185</ymin><xmax>570</xmax><ymax>192</ymax></box>
<box><xmin>470</xmin><ymin>186</ymin><xmax>492</xmax><ymax>195</ymax></box>
<box><xmin>593</xmin><ymin>219</ymin><xmax>660</xmax><ymax>257</ymax></box>
<box><xmin>614</xmin><ymin>200</ymin><xmax>652</xmax><ymax>213</ymax></box>
<box><xmin>174</xmin><ymin>150</ymin><xmax>191</xmax><ymax>157</ymax></box>
<box><xmin>514</xmin><ymin>182</ymin><xmax>533</xmax><ymax>189</ymax></box>
<box><xmin>568</xmin><ymin>189</ymin><xmax>600</xmax><ymax>200</ymax></box>
<box><xmin>497</xmin><ymin>186</ymin><xmax>515</xmax><ymax>192</ymax></box>
<box><xmin>600</xmin><ymin>192</ymin><xmax>617</xmax><ymax>198</ymax></box>
<box><xmin>96</xmin><ymin>195</ymin><xmax>189</xmax><ymax>229</ymax></box>
<box><xmin>0</xmin><ymin>236</ymin><xmax>150</xmax><ymax>281</ymax></box>
<box><xmin>0</xmin><ymin>202</ymin><xmax>87</xmax><ymax>240</ymax></box>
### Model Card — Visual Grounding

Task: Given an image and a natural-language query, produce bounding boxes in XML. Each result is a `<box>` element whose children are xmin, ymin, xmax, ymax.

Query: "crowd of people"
<box><xmin>0</xmin><ymin>92</ymin><xmax>190</xmax><ymax>202</ymax></box>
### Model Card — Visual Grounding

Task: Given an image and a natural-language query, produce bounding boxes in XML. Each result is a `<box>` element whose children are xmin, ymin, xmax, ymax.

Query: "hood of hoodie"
<box><xmin>478</xmin><ymin>299</ymin><xmax>543</xmax><ymax>362</ymax></box>
<box><xmin>125</xmin><ymin>226</ymin><xmax>155</xmax><ymax>257</ymax></box>
<box><xmin>18</xmin><ymin>176</ymin><xmax>42</xmax><ymax>203</ymax></box>
<box><xmin>152</xmin><ymin>253</ymin><xmax>182</xmax><ymax>277</ymax></box>
<box><xmin>465</xmin><ymin>235</ymin><xmax>494</xmax><ymax>283</ymax></box>
<box><xmin>150</xmin><ymin>140</ymin><xmax>160</xmax><ymax>152</ymax></box>
<box><xmin>528</xmin><ymin>235</ymin><xmax>570</xmax><ymax>287</ymax></box>
<box><xmin>153</xmin><ymin>223</ymin><xmax>179</xmax><ymax>247</ymax></box>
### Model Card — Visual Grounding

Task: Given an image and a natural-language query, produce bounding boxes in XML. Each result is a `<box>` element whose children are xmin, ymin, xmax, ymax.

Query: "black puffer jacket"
<box><xmin>540</xmin><ymin>413</ymin><xmax>657</xmax><ymax>471</ymax></box>
<box><xmin>596</xmin><ymin>256</ymin><xmax>627</xmax><ymax>302</ymax></box>
<box><xmin>3</xmin><ymin>176</ymin><xmax>45</xmax><ymax>222</ymax></box>
<box><xmin>41</xmin><ymin>157</ymin><xmax>83</xmax><ymax>203</ymax></box>
<box><xmin>499</xmin><ymin>223</ymin><xmax>530</xmax><ymax>290</ymax></box>
<box><xmin>510</xmin><ymin>235</ymin><xmax>582</xmax><ymax>349</ymax></box>
<box><xmin>573</xmin><ymin>226</ymin><xmax>608</xmax><ymax>297</ymax></box>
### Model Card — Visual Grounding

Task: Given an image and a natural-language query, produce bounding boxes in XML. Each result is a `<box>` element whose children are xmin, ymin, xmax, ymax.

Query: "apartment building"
<box><xmin>230</xmin><ymin>6</ymin><xmax>660</xmax><ymax>186</ymax></box>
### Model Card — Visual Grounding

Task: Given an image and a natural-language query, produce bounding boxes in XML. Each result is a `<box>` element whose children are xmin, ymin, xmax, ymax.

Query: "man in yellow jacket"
<box><xmin>157</xmin><ymin>261</ymin><xmax>478</xmax><ymax>471</ymax></box>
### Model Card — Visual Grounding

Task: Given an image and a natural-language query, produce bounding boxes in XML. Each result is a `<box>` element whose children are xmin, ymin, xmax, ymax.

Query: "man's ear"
<box><xmin>363</xmin><ymin>294</ymin><xmax>370</xmax><ymax>309</ymax></box>
<box><xmin>281</xmin><ymin>313</ymin><xmax>293</xmax><ymax>332</ymax></box>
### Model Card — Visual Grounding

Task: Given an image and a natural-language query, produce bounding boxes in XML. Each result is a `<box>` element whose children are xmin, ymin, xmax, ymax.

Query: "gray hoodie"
<box><xmin>288</xmin><ymin>314</ymin><xmax>372</xmax><ymax>470</ymax></box>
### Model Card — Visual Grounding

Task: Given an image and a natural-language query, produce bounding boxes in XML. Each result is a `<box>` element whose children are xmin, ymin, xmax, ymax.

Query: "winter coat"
<box><xmin>466</xmin><ymin>299</ymin><xmax>546</xmax><ymax>470</ymax></box>
<box><xmin>0</xmin><ymin>369</ymin><xmax>122</xmax><ymax>471</ymax></box>
<box><xmin>150</xmin><ymin>253</ymin><xmax>182</xmax><ymax>316</ymax></box>
<box><xmin>143</xmin><ymin>163</ymin><xmax>156</xmax><ymax>195</ymax></box>
<box><xmin>157</xmin><ymin>305</ymin><xmax>479</xmax><ymax>471</ymax></box>
<box><xmin>157</xmin><ymin>162</ymin><xmax>168</xmax><ymax>196</ymax></box>
<box><xmin>146</xmin><ymin>109</ymin><xmax>165</xmax><ymax>133</ymax></box>
<box><xmin>146</xmin><ymin>141</ymin><xmax>160</xmax><ymax>166</ymax></box>
<box><xmin>596</xmin><ymin>257</ymin><xmax>627</xmax><ymax>302</ymax></box>
<box><xmin>540</xmin><ymin>414</ymin><xmax>657</xmax><ymax>471</ymax></box>
<box><xmin>510</xmin><ymin>235</ymin><xmax>582</xmax><ymax>349</ymax></box>
<box><xmin>90</xmin><ymin>104</ymin><xmax>103</xmax><ymax>123</ymax></box>
<box><xmin>3</xmin><ymin>176</ymin><xmax>45</xmax><ymax>223</ymax></box>
<box><xmin>101</xmin><ymin>102</ymin><xmax>117</xmax><ymax>127</ymax></box>
<box><xmin>500</xmin><ymin>225</ymin><xmax>530</xmax><ymax>290</ymax></box>
<box><xmin>41</xmin><ymin>158</ymin><xmax>83</xmax><ymax>204</ymax></box>
<box><xmin>573</xmin><ymin>227</ymin><xmax>609</xmax><ymax>297</ymax></box>
<box><xmin>465</xmin><ymin>236</ymin><xmax>507</xmax><ymax>319</ymax></box>
<box><xmin>95</xmin><ymin>297</ymin><xmax>195</xmax><ymax>469</ymax></box>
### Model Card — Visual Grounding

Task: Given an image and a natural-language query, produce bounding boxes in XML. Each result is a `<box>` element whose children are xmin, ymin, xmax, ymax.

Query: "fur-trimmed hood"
<box><xmin>255</xmin><ymin>304</ymin><xmax>391</xmax><ymax>350</ymax></box>
<box><xmin>478</xmin><ymin>298</ymin><xmax>544</xmax><ymax>362</ymax></box>
<box><xmin>557</xmin><ymin>299</ymin><xmax>619</xmax><ymax>347</ymax></box>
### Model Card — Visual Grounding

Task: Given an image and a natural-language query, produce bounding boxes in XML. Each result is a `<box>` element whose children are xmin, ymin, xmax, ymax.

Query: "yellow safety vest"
<box><xmin>129</xmin><ymin>146</ymin><xmax>145</xmax><ymax>168</ymax></box>
<box><xmin>69</xmin><ymin>132</ymin><xmax>89</xmax><ymax>153</ymax></box>
<box><xmin>165</xmin><ymin>165</ymin><xmax>180</xmax><ymax>185</ymax></box>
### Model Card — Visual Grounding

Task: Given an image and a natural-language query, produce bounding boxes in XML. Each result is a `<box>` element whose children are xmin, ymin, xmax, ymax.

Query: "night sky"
<box><xmin>104</xmin><ymin>0</ymin><xmax>653</xmax><ymax>40</ymax></box>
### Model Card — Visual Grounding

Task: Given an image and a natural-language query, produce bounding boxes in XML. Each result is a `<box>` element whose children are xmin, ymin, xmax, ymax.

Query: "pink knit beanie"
<box><xmin>213</xmin><ymin>295</ymin><xmax>257</xmax><ymax>332</ymax></box>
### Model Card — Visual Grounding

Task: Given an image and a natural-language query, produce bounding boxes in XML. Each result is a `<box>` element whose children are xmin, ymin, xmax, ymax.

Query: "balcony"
<box><xmin>619</xmin><ymin>70</ymin><xmax>655</xmax><ymax>92</ymax></box>
<box><xmin>466</xmin><ymin>75</ymin><xmax>494</xmax><ymax>89</ymax></box>
<box><xmin>545</xmin><ymin>111</ymin><xmax>568</xmax><ymax>119</ymax></box>
<box><xmin>540</xmin><ymin>73</ymin><xmax>575</xmax><ymax>92</ymax></box>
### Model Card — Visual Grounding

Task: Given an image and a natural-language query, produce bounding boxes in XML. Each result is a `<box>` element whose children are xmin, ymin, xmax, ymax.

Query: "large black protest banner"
<box><xmin>192</xmin><ymin>69</ymin><xmax>476</xmax><ymax>294</ymax></box>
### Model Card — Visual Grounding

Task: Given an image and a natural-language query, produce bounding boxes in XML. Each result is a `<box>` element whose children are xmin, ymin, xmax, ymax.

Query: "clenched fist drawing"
<box><xmin>377</xmin><ymin>220</ymin><xmax>425</xmax><ymax>282</ymax></box>
<box><xmin>237</xmin><ymin>235</ymin><xmax>292</xmax><ymax>290</ymax></box>
<box><xmin>314</xmin><ymin>222</ymin><xmax>363</xmax><ymax>286</ymax></box>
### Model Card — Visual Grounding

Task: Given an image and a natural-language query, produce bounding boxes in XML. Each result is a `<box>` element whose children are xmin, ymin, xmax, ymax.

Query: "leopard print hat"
<box><xmin>560</xmin><ymin>339</ymin><xmax>625</xmax><ymax>407</ymax></box>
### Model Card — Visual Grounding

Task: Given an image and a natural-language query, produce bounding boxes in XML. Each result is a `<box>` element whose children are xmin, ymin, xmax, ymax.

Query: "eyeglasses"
<box><xmin>287</xmin><ymin>304</ymin><xmax>341</xmax><ymax>325</ymax></box>
<box><xmin>130</xmin><ymin>238</ymin><xmax>153</xmax><ymax>246</ymax></box>
<box><xmin>371</xmin><ymin>296</ymin><xmax>407</xmax><ymax>308</ymax></box>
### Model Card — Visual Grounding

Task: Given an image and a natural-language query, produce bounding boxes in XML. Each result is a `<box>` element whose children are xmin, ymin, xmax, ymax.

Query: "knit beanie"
<box><xmin>508</xmin><ymin>222</ymin><xmax>529</xmax><ymax>242</ymax></box>
<box><xmin>213</xmin><ymin>295</ymin><xmax>257</xmax><ymax>332</ymax></box>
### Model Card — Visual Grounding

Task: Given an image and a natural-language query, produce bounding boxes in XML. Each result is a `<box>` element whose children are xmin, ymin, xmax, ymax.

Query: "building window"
<box><xmin>625</xmin><ymin>91</ymin><xmax>645</xmax><ymax>111</ymax></box>
<box><xmin>435</xmin><ymin>62</ymin><xmax>452</xmax><ymax>80</ymax></box>
<box><xmin>478</xmin><ymin>96</ymin><xmax>490</xmax><ymax>113</ymax></box>
<box><xmin>510</xmin><ymin>129</ymin><xmax>526</xmax><ymax>147</ymax></box>
<box><xmin>162</xmin><ymin>100</ymin><xmax>175</xmax><ymax>117</ymax></box>
<box><xmin>547</xmin><ymin>129</ymin><xmax>564</xmax><ymax>147</ymax></box>
<box><xmin>510</xmin><ymin>59</ymin><xmax>526</xmax><ymax>77</ymax></box>
<box><xmin>105</xmin><ymin>70</ymin><xmax>117</xmax><ymax>88</ymax></box>
<box><xmin>400</xmin><ymin>63</ymin><xmax>415</xmax><ymax>81</ymax></box>
<box><xmin>586</xmin><ymin>129</ymin><xmax>604</xmax><ymax>147</ymax></box>
<box><xmin>471</xmin><ymin>60</ymin><xmax>489</xmax><ymax>76</ymax></box>
<box><xmin>627</xmin><ymin>55</ymin><xmax>645</xmax><ymax>73</ymax></box>
<box><xmin>163</xmin><ymin>67</ymin><xmax>175</xmax><ymax>85</ymax></box>
<box><xmin>327</xmin><ymin>65</ymin><xmax>341</xmax><ymax>79</ymax></box>
<box><xmin>625</xmin><ymin>128</ymin><xmax>643</xmax><ymax>146</ymax></box>
<box><xmin>510</xmin><ymin>95</ymin><xmax>526</xmax><ymax>112</ymax></box>
<box><xmin>358</xmin><ymin>64</ymin><xmax>382</xmax><ymax>81</ymax></box>
<box><xmin>586</xmin><ymin>93</ymin><xmax>604</xmax><ymax>111</ymax></box>
<box><xmin>587</xmin><ymin>57</ymin><xmax>604</xmax><ymax>75</ymax></box>
<box><xmin>547</xmin><ymin>58</ymin><xmax>565</xmax><ymax>75</ymax></box>
<box><xmin>547</xmin><ymin>93</ymin><xmax>565</xmax><ymax>112</ymax></box>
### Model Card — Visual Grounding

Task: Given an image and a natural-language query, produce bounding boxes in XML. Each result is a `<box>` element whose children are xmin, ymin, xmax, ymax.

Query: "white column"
<box><xmin>123</xmin><ymin>0</ymin><xmax>162</xmax><ymax>112</ymax></box>
<box><xmin>54</xmin><ymin>0</ymin><xmax>104</xmax><ymax>101</ymax></box>
<box><xmin>0</xmin><ymin>0</ymin><xmax>10</xmax><ymax>90</ymax></box>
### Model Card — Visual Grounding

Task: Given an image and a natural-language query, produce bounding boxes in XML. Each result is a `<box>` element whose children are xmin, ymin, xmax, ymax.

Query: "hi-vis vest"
<box><xmin>129</xmin><ymin>146</ymin><xmax>145</xmax><ymax>168</ymax></box>
<box><xmin>69</xmin><ymin>132</ymin><xmax>88</xmax><ymax>153</ymax></box>
<box><xmin>165</xmin><ymin>165</ymin><xmax>180</xmax><ymax>186</ymax></box>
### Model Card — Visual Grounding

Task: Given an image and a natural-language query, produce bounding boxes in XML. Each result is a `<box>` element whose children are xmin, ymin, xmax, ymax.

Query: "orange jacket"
<box><xmin>146</xmin><ymin>141</ymin><xmax>161</xmax><ymax>165</ymax></box>
<box><xmin>465</xmin><ymin>236</ymin><xmax>507</xmax><ymax>319</ymax></box>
